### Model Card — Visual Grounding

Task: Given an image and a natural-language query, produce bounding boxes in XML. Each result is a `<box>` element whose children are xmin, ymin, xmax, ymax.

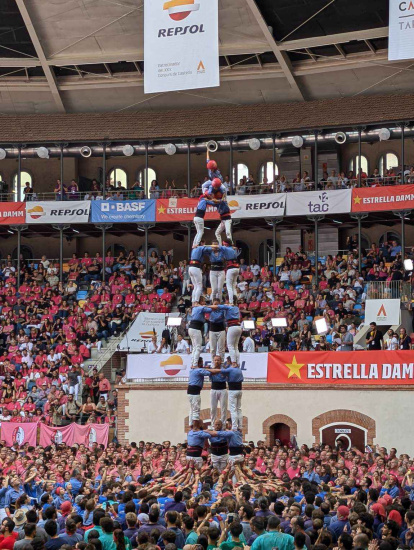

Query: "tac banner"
<box><xmin>365</xmin><ymin>299</ymin><xmax>401</xmax><ymax>325</ymax></box>
<box><xmin>91</xmin><ymin>200</ymin><xmax>156</xmax><ymax>223</ymax></box>
<box><xmin>228</xmin><ymin>195</ymin><xmax>286</xmax><ymax>219</ymax></box>
<box><xmin>119</xmin><ymin>312</ymin><xmax>168</xmax><ymax>351</ymax></box>
<box><xmin>144</xmin><ymin>0</ymin><xmax>219</xmax><ymax>93</ymax></box>
<box><xmin>286</xmin><ymin>189</ymin><xmax>351</xmax><ymax>216</ymax></box>
<box><xmin>127</xmin><ymin>352</ymin><xmax>268</xmax><ymax>379</ymax></box>
<box><xmin>156</xmin><ymin>198</ymin><xmax>219</xmax><ymax>222</ymax></box>
<box><xmin>39</xmin><ymin>423</ymin><xmax>74</xmax><ymax>446</ymax></box>
<box><xmin>0</xmin><ymin>202</ymin><xmax>25</xmax><ymax>224</ymax></box>
<box><xmin>72</xmin><ymin>424</ymin><xmax>109</xmax><ymax>448</ymax></box>
<box><xmin>388</xmin><ymin>0</ymin><xmax>414</xmax><ymax>60</ymax></box>
<box><xmin>26</xmin><ymin>201</ymin><xmax>91</xmax><ymax>224</ymax></box>
<box><xmin>267</xmin><ymin>351</ymin><xmax>414</xmax><ymax>385</ymax></box>
<box><xmin>352</xmin><ymin>185</ymin><xmax>414</xmax><ymax>212</ymax></box>
<box><xmin>1</xmin><ymin>422</ymin><xmax>37</xmax><ymax>447</ymax></box>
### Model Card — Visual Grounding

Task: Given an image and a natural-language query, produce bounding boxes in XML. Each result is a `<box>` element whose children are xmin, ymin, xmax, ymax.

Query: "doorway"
<box><xmin>320</xmin><ymin>423</ymin><xmax>366</xmax><ymax>451</ymax></box>
<box><xmin>269</xmin><ymin>422</ymin><xmax>291</xmax><ymax>446</ymax></box>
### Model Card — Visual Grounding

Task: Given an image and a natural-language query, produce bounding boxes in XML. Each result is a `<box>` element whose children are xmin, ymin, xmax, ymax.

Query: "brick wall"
<box><xmin>312</xmin><ymin>409</ymin><xmax>376</xmax><ymax>445</ymax></box>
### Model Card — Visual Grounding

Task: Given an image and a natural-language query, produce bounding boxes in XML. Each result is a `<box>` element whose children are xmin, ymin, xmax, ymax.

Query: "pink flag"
<box><xmin>73</xmin><ymin>424</ymin><xmax>109</xmax><ymax>448</ymax></box>
<box><xmin>1</xmin><ymin>423</ymin><xmax>37</xmax><ymax>447</ymax></box>
<box><xmin>39</xmin><ymin>424</ymin><xmax>75</xmax><ymax>447</ymax></box>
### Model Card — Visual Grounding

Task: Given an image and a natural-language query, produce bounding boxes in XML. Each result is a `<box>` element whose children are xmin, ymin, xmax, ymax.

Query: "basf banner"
<box><xmin>286</xmin><ymin>189</ymin><xmax>351</xmax><ymax>216</ymax></box>
<box><xmin>26</xmin><ymin>201</ymin><xmax>90</xmax><ymax>224</ymax></box>
<box><xmin>144</xmin><ymin>0</ymin><xmax>219</xmax><ymax>93</ymax></box>
<box><xmin>91</xmin><ymin>200</ymin><xmax>155</xmax><ymax>223</ymax></box>
<box><xmin>352</xmin><ymin>185</ymin><xmax>414</xmax><ymax>212</ymax></box>
<box><xmin>365</xmin><ymin>299</ymin><xmax>401</xmax><ymax>326</ymax></box>
<box><xmin>389</xmin><ymin>0</ymin><xmax>414</xmax><ymax>60</ymax></box>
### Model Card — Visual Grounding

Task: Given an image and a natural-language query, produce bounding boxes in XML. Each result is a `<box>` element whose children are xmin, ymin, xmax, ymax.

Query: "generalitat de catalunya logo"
<box><xmin>160</xmin><ymin>355</ymin><xmax>186</xmax><ymax>376</ymax></box>
<box><xmin>27</xmin><ymin>205</ymin><xmax>45</xmax><ymax>219</ymax></box>
<box><xmin>163</xmin><ymin>0</ymin><xmax>200</xmax><ymax>21</ymax></box>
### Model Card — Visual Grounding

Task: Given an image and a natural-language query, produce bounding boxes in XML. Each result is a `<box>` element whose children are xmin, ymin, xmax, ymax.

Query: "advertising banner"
<box><xmin>144</xmin><ymin>0</ymin><xmax>219</xmax><ymax>93</ymax></box>
<box><xmin>156</xmin><ymin>198</ymin><xmax>219</xmax><ymax>222</ymax></box>
<box><xmin>91</xmin><ymin>200</ymin><xmax>156</xmax><ymax>223</ymax></box>
<box><xmin>39</xmin><ymin>424</ymin><xmax>74</xmax><ymax>446</ymax></box>
<box><xmin>286</xmin><ymin>189</ymin><xmax>351</xmax><ymax>216</ymax></box>
<box><xmin>352</xmin><ymin>185</ymin><xmax>414</xmax><ymax>212</ymax></box>
<box><xmin>127</xmin><ymin>352</ymin><xmax>268</xmax><ymax>379</ymax></box>
<box><xmin>0</xmin><ymin>202</ymin><xmax>25</xmax><ymax>224</ymax></box>
<box><xmin>72</xmin><ymin>424</ymin><xmax>109</xmax><ymax>448</ymax></box>
<box><xmin>119</xmin><ymin>312</ymin><xmax>168</xmax><ymax>351</ymax></box>
<box><xmin>365</xmin><ymin>299</ymin><xmax>401</xmax><ymax>325</ymax></box>
<box><xmin>1</xmin><ymin>422</ymin><xmax>37</xmax><ymax>447</ymax></box>
<box><xmin>388</xmin><ymin>0</ymin><xmax>414</xmax><ymax>60</ymax></box>
<box><xmin>26</xmin><ymin>201</ymin><xmax>91</xmax><ymax>224</ymax></box>
<box><xmin>228</xmin><ymin>195</ymin><xmax>286</xmax><ymax>219</ymax></box>
<box><xmin>267</xmin><ymin>351</ymin><xmax>414</xmax><ymax>385</ymax></box>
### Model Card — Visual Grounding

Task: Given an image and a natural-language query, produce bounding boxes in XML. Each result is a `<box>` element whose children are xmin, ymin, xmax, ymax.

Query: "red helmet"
<box><xmin>207</xmin><ymin>160</ymin><xmax>217</xmax><ymax>171</ymax></box>
<box><xmin>212</xmin><ymin>178</ymin><xmax>222</xmax><ymax>189</ymax></box>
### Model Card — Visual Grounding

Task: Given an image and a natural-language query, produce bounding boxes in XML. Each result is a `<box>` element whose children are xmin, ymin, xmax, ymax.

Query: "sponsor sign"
<box><xmin>267</xmin><ymin>351</ymin><xmax>414</xmax><ymax>385</ymax></box>
<box><xmin>335</xmin><ymin>429</ymin><xmax>351</xmax><ymax>434</ymax></box>
<box><xmin>91</xmin><ymin>200</ymin><xmax>156</xmax><ymax>223</ymax></box>
<box><xmin>156</xmin><ymin>198</ymin><xmax>219</xmax><ymax>222</ymax></box>
<box><xmin>286</xmin><ymin>189</ymin><xmax>351</xmax><ymax>216</ymax></box>
<box><xmin>1</xmin><ymin>422</ymin><xmax>37</xmax><ymax>446</ymax></box>
<box><xmin>228</xmin><ymin>195</ymin><xmax>286</xmax><ymax>219</ymax></box>
<box><xmin>26</xmin><ymin>201</ymin><xmax>90</xmax><ymax>224</ymax></box>
<box><xmin>389</xmin><ymin>0</ymin><xmax>414</xmax><ymax>60</ymax></box>
<box><xmin>119</xmin><ymin>312</ymin><xmax>168</xmax><ymax>352</ymax></box>
<box><xmin>144</xmin><ymin>0</ymin><xmax>219</xmax><ymax>93</ymax></box>
<box><xmin>127</xmin><ymin>352</ymin><xmax>268</xmax><ymax>379</ymax></box>
<box><xmin>352</xmin><ymin>185</ymin><xmax>414</xmax><ymax>212</ymax></box>
<box><xmin>0</xmin><ymin>202</ymin><xmax>25</xmax><ymax>224</ymax></box>
<box><xmin>365</xmin><ymin>299</ymin><xmax>401</xmax><ymax>325</ymax></box>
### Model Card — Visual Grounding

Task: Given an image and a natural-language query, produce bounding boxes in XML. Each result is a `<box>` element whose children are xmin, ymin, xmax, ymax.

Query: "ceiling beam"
<box><xmin>278</xmin><ymin>27</ymin><xmax>388</xmax><ymax>51</ymax></box>
<box><xmin>15</xmin><ymin>0</ymin><xmax>66</xmax><ymax>113</ymax></box>
<box><xmin>0</xmin><ymin>58</ymin><xmax>41</xmax><ymax>67</ymax></box>
<box><xmin>244</xmin><ymin>0</ymin><xmax>305</xmax><ymax>101</ymax></box>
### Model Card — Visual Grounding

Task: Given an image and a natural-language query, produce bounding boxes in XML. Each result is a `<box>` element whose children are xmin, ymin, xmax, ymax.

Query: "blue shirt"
<box><xmin>221</xmin><ymin>366</ymin><xmax>244</xmax><ymax>383</ymax></box>
<box><xmin>5</xmin><ymin>487</ymin><xmax>24</xmax><ymax>509</ymax></box>
<box><xmin>328</xmin><ymin>520</ymin><xmax>351</xmax><ymax>543</ymax></box>
<box><xmin>190</xmin><ymin>246</ymin><xmax>212</xmax><ymax>262</ymax></box>
<box><xmin>196</xmin><ymin>196</ymin><xmax>215</xmax><ymax>213</ymax></box>
<box><xmin>217</xmin><ymin>429</ymin><xmax>243</xmax><ymax>448</ymax></box>
<box><xmin>68</xmin><ymin>477</ymin><xmax>82</xmax><ymax>496</ymax></box>
<box><xmin>303</xmin><ymin>471</ymin><xmax>321</xmax><ymax>483</ymax></box>
<box><xmin>221</xmin><ymin>247</ymin><xmax>238</xmax><ymax>261</ymax></box>
<box><xmin>204</xmin><ymin>307</ymin><xmax>226</xmax><ymax>326</ymax></box>
<box><xmin>190</xmin><ymin>306</ymin><xmax>209</xmax><ymax>323</ymax></box>
<box><xmin>217</xmin><ymin>304</ymin><xmax>240</xmax><ymax>322</ymax></box>
<box><xmin>187</xmin><ymin>430</ymin><xmax>210</xmax><ymax>447</ymax></box>
<box><xmin>188</xmin><ymin>368</ymin><xmax>212</xmax><ymax>388</ymax></box>
<box><xmin>206</xmin><ymin>249</ymin><xmax>226</xmax><ymax>265</ymax></box>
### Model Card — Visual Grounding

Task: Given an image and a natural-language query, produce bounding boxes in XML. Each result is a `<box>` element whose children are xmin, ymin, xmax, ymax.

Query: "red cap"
<box><xmin>61</xmin><ymin>501</ymin><xmax>72</xmax><ymax>513</ymax></box>
<box><xmin>212</xmin><ymin>178</ymin><xmax>222</xmax><ymax>188</ymax></box>
<box><xmin>207</xmin><ymin>160</ymin><xmax>217</xmax><ymax>170</ymax></box>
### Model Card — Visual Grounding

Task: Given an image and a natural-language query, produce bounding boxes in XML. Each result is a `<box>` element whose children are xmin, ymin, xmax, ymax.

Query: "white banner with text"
<box><xmin>388</xmin><ymin>0</ymin><xmax>414</xmax><ymax>60</ymax></box>
<box><xmin>364</xmin><ymin>299</ymin><xmax>401</xmax><ymax>326</ymax></box>
<box><xmin>286</xmin><ymin>189</ymin><xmax>352</xmax><ymax>216</ymax></box>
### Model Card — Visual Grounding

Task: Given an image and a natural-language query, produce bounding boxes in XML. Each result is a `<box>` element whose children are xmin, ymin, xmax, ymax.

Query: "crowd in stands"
<box><xmin>0</xmin><ymin>437</ymin><xmax>412</xmax><ymax>550</ymax></box>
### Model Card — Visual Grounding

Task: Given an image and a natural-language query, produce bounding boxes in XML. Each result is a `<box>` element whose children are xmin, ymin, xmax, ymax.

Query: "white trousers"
<box><xmin>188</xmin><ymin>394</ymin><xmax>201</xmax><ymax>425</ymax></box>
<box><xmin>189</xmin><ymin>266</ymin><xmax>203</xmax><ymax>303</ymax></box>
<box><xmin>228</xmin><ymin>454</ymin><xmax>244</xmax><ymax>465</ymax></box>
<box><xmin>210</xmin><ymin>270</ymin><xmax>225</xmax><ymax>301</ymax></box>
<box><xmin>211</xmin><ymin>454</ymin><xmax>229</xmax><ymax>472</ymax></box>
<box><xmin>188</xmin><ymin>328</ymin><xmax>203</xmax><ymax>366</ymax></box>
<box><xmin>186</xmin><ymin>456</ymin><xmax>203</xmax><ymax>469</ymax></box>
<box><xmin>227</xmin><ymin>325</ymin><xmax>242</xmax><ymax>365</ymax></box>
<box><xmin>229</xmin><ymin>389</ymin><xmax>243</xmax><ymax>430</ymax></box>
<box><xmin>193</xmin><ymin>216</ymin><xmax>205</xmax><ymax>246</ymax></box>
<box><xmin>210</xmin><ymin>388</ymin><xmax>228</xmax><ymax>425</ymax></box>
<box><xmin>226</xmin><ymin>268</ymin><xmax>239</xmax><ymax>305</ymax></box>
<box><xmin>209</xmin><ymin>330</ymin><xmax>226</xmax><ymax>362</ymax></box>
<box><xmin>215</xmin><ymin>219</ymin><xmax>233</xmax><ymax>245</ymax></box>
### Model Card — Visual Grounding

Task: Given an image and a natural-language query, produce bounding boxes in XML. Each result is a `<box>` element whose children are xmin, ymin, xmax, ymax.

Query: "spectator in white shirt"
<box><xmin>385</xmin><ymin>329</ymin><xmax>398</xmax><ymax>350</ymax></box>
<box><xmin>157</xmin><ymin>338</ymin><xmax>171</xmax><ymax>354</ymax></box>
<box><xmin>242</xmin><ymin>335</ymin><xmax>255</xmax><ymax>353</ymax></box>
<box><xmin>250</xmin><ymin>261</ymin><xmax>260</xmax><ymax>277</ymax></box>
<box><xmin>147</xmin><ymin>335</ymin><xmax>158</xmax><ymax>354</ymax></box>
<box><xmin>175</xmin><ymin>334</ymin><xmax>190</xmax><ymax>354</ymax></box>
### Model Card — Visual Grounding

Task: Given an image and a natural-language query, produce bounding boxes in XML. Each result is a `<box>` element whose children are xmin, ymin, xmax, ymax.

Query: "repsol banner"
<box><xmin>26</xmin><ymin>201</ymin><xmax>91</xmax><ymax>224</ymax></box>
<box><xmin>228</xmin><ymin>195</ymin><xmax>286</xmax><ymax>219</ymax></box>
<box><xmin>144</xmin><ymin>0</ymin><xmax>219</xmax><ymax>93</ymax></box>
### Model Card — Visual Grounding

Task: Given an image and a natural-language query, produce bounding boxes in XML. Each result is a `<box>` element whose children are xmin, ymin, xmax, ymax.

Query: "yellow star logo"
<box><xmin>285</xmin><ymin>355</ymin><xmax>305</xmax><ymax>379</ymax></box>
<box><xmin>353</xmin><ymin>195</ymin><xmax>361</xmax><ymax>204</ymax></box>
<box><xmin>158</xmin><ymin>205</ymin><xmax>166</xmax><ymax>214</ymax></box>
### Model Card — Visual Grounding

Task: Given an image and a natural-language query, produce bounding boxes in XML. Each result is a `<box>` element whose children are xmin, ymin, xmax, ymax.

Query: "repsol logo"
<box><xmin>158</xmin><ymin>24</ymin><xmax>205</xmax><ymax>37</ymax></box>
<box><xmin>246</xmin><ymin>202</ymin><xmax>284</xmax><ymax>210</ymax></box>
<box><xmin>50</xmin><ymin>209</ymin><xmax>88</xmax><ymax>216</ymax></box>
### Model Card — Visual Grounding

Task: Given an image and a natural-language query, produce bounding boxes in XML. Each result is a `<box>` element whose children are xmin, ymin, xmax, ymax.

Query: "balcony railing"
<box><xmin>366</xmin><ymin>281</ymin><xmax>412</xmax><ymax>302</ymax></box>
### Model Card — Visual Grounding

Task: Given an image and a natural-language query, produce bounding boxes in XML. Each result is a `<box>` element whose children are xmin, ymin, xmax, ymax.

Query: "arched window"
<box><xmin>233</xmin><ymin>163</ymin><xmax>249</xmax><ymax>183</ymax></box>
<box><xmin>12</xmin><ymin>245</ymin><xmax>33</xmax><ymax>261</ymax></box>
<box><xmin>108</xmin><ymin>167</ymin><xmax>127</xmax><ymax>188</ymax></box>
<box><xmin>260</xmin><ymin>161</ymin><xmax>279</xmax><ymax>183</ymax></box>
<box><xmin>235</xmin><ymin>240</ymin><xmax>250</xmax><ymax>264</ymax></box>
<box><xmin>349</xmin><ymin>155</ymin><xmax>368</xmax><ymax>175</ymax></box>
<box><xmin>379</xmin><ymin>231</ymin><xmax>400</xmax><ymax>247</ymax></box>
<box><xmin>13</xmin><ymin>171</ymin><xmax>32</xmax><ymax>201</ymax></box>
<box><xmin>137</xmin><ymin>168</ymin><xmax>157</xmax><ymax>188</ymax></box>
<box><xmin>378</xmin><ymin>153</ymin><xmax>399</xmax><ymax>176</ymax></box>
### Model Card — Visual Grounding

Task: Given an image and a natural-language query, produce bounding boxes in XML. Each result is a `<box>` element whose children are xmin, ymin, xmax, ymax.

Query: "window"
<box><xmin>235</xmin><ymin>240</ymin><xmax>250</xmax><ymax>264</ymax></box>
<box><xmin>233</xmin><ymin>163</ymin><xmax>249</xmax><ymax>183</ymax></box>
<box><xmin>13</xmin><ymin>171</ymin><xmax>32</xmax><ymax>201</ymax></box>
<box><xmin>12</xmin><ymin>245</ymin><xmax>33</xmax><ymax>261</ymax></box>
<box><xmin>379</xmin><ymin>231</ymin><xmax>400</xmax><ymax>247</ymax></box>
<box><xmin>379</xmin><ymin>153</ymin><xmax>399</xmax><ymax>176</ymax></box>
<box><xmin>260</xmin><ymin>161</ymin><xmax>279</xmax><ymax>183</ymax></box>
<box><xmin>349</xmin><ymin>155</ymin><xmax>368</xmax><ymax>175</ymax></box>
<box><xmin>108</xmin><ymin>167</ymin><xmax>127</xmax><ymax>188</ymax></box>
<box><xmin>259</xmin><ymin>239</ymin><xmax>278</xmax><ymax>267</ymax></box>
<box><xmin>137</xmin><ymin>168</ymin><xmax>157</xmax><ymax>188</ymax></box>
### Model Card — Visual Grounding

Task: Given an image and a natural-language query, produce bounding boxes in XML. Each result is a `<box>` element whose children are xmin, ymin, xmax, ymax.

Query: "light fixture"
<box><xmin>137</xmin><ymin>226</ymin><xmax>145</xmax><ymax>232</ymax></box>
<box><xmin>7</xmin><ymin>229</ymin><xmax>13</xmax><ymax>234</ymax></box>
<box><xmin>404</xmin><ymin>259</ymin><xmax>413</xmax><ymax>271</ymax></box>
<box><xmin>243</xmin><ymin>320</ymin><xmax>256</xmax><ymax>330</ymax></box>
<box><xmin>292</xmin><ymin>136</ymin><xmax>304</xmax><ymax>148</ymax></box>
<box><xmin>248</xmin><ymin>138</ymin><xmax>261</xmax><ymax>151</ymax></box>
<box><xmin>271</xmin><ymin>318</ymin><xmax>287</xmax><ymax>327</ymax></box>
<box><xmin>0</xmin><ymin>149</ymin><xmax>6</xmax><ymax>160</ymax></box>
<box><xmin>165</xmin><ymin>143</ymin><xmax>177</xmax><ymax>156</ymax></box>
<box><xmin>36</xmin><ymin>147</ymin><xmax>49</xmax><ymax>159</ymax></box>
<box><xmin>80</xmin><ymin>146</ymin><xmax>92</xmax><ymax>158</ymax></box>
<box><xmin>72</xmin><ymin>228</ymin><xmax>79</xmax><ymax>234</ymax></box>
<box><xmin>122</xmin><ymin>145</ymin><xmax>134</xmax><ymax>157</ymax></box>
<box><xmin>167</xmin><ymin>316</ymin><xmax>182</xmax><ymax>327</ymax></box>
<box><xmin>334</xmin><ymin>132</ymin><xmax>347</xmax><ymax>145</ymax></box>
<box><xmin>315</xmin><ymin>318</ymin><xmax>328</xmax><ymax>334</ymax></box>
<box><xmin>379</xmin><ymin>128</ymin><xmax>391</xmax><ymax>141</ymax></box>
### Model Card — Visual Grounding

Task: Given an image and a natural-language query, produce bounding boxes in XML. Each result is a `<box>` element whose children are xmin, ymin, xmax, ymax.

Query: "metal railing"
<box><xmin>366</xmin><ymin>281</ymin><xmax>412</xmax><ymax>301</ymax></box>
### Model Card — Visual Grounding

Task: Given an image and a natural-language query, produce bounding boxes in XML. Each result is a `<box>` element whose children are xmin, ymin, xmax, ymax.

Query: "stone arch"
<box><xmin>262</xmin><ymin>414</ymin><xmax>298</xmax><ymax>446</ymax></box>
<box><xmin>312</xmin><ymin>409</ymin><xmax>376</xmax><ymax>445</ymax></box>
<box><xmin>184</xmin><ymin>409</ymin><xmax>248</xmax><ymax>436</ymax></box>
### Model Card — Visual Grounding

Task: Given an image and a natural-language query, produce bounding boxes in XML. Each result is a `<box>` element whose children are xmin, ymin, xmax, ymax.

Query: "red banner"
<box><xmin>1</xmin><ymin>422</ymin><xmax>37</xmax><ymax>447</ymax></box>
<box><xmin>352</xmin><ymin>185</ymin><xmax>414</xmax><ymax>212</ymax></box>
<box><xmin>0</xmin><ymin>202</ymin><xmax>25</xmax><ymax>224</ymax></box>
<box><xmin>73</xmin><ymin>424</ymin><xmax>109</xmax><ymax>448</ymax></box>
<box><xmin>39</xmin><ymin>424</ymin><xmax>74</xmax><ymax>446</ymax></box>
<box><xmin>267</xmin><ymin>351</ymin><xmax>414</xmax><ymax>385</ymax></box>
<box><xmin>156</xmin><ymin>198</ymin><xmax>220</xmax><ymax>222</ymax></box>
